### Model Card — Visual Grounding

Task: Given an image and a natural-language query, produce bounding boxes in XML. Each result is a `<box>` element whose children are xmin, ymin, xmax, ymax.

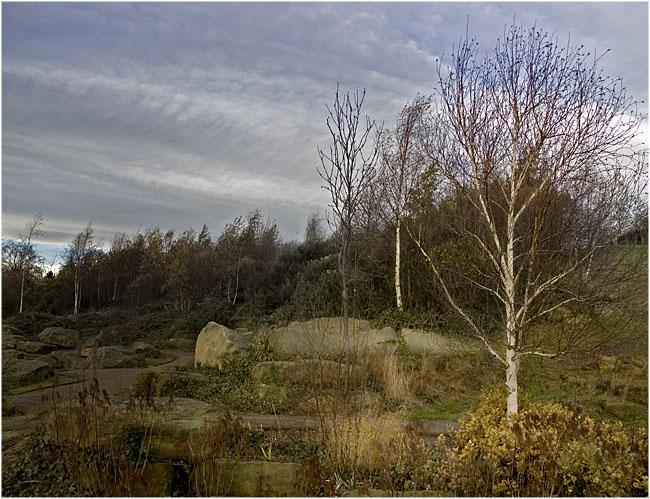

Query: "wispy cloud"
<box><xmin>3</xmin><ymin>2</ymin><xmax>646</xmax><ymax>248</ymax></box>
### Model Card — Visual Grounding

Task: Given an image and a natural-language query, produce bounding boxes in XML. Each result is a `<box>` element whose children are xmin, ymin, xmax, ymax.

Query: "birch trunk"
<box><xmin>394</xmin><ymin>221</ymin><xmax>403</xmax><ymax>310</ymax></box>
<box><xmin>73</xmin><ymin>272</ymin><xmax>80</xmax><ymax>316</ymax></box>
<box><xmin>339</xmin><ymin>239</ymin><xmax>350</xmax><ymax>395</ymax></box>
<box><xmin>505</xmin><ymin>342</ymin><xmax>519</xmax><ymax>415</ymax></box>
<box><xmin>19</xmin><ymin>271</ymin><xmax>25</xmax><ymax>314</ymax></box>
<box><xmin>505</xmin><ymin>190</ymin><xmax>518</xmax><ymax>415</ymax></box>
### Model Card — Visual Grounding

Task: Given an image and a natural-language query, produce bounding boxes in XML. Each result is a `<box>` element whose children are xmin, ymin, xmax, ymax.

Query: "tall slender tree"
<box><xmin>2</xmin><ymin>213</ymin><xmax>45</xmax><ymax>313</ymax></box>
<box><xmin>318</xmin><ymin>84</ymin><xmax>379</xmax><ymax>393</ymax></box>
<box><xmin>65</xmin><ymin>222</ymin><xmax>94</xmax><ymax>316</ymax></box>
<box><xmin>378</xmin><ymin>96</ymin><xmax>432</xmax><ymax>310</ymax></box>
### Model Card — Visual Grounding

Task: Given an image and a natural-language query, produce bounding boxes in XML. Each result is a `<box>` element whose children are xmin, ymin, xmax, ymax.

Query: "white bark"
<box><xmin>395</xmin><ymin>222</ymin><xmax>403</xmax><ymax>310</ymax></box>
<box><xmin>19</xmin><ymin>273</ymin><xmax>25</xmax><ymax>314</ymax></box>
<box><xmin>73</xmin><ymin>271</ymin><xmax>80</xmax><ymax>316</ymax></box>
<box><xmin>505</xmin><ymin>345</ymin><xmax>520</xmax><ymax>415</ymax></box>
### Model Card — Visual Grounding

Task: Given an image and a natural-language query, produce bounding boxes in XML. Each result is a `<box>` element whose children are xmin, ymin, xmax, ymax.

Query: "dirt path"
<box><xmin>7</xmin><ymin>349</ymin><xmax>193</xmax><ymax>414</ymax></box>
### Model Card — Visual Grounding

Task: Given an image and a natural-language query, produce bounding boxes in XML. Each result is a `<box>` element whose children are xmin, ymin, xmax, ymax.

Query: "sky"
<box><xmin>2</xmin><ymin>2</ymin><xmax>648</xmax><ymax>264</ymax></box>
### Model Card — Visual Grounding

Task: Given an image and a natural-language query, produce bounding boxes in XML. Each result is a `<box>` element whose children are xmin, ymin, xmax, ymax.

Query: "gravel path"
<box><xmin>7</xmin><ymin>349</ymin><xmax>193</xmax><ymax>414</ymax></box>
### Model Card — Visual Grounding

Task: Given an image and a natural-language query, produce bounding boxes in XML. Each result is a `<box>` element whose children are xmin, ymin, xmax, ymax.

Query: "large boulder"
<box><xmin>34</xmin><ymin>353</ymin><xmax>64</xmax><ymax>370</ymax></box>
<box><xmin>599</xmin><ymin>355</ymin><xmax>619</xmax><ymax>372</ymax></box>
<box><xmin>191</xmin><ymin>459</ymin><xmax>303</xmax><ymax>496</ymax></box>
<box><xmin>598</xmin><ymin>354</ymin><xmax>647</xmax><ymax>376</ymax></box>
<box><xmin>14</xmin><ymin>340</ymin><xmax>58</xmax><ymax>355</ymax></box>
<box><xmin>267</xmin><ymin>317</ymin><xmax>398</xmax><ymax>360</ymax></box>
<box><xmin>130</xmin><ymin>341</ymin><xmax>160</xmax><ymax>358</ymax></box>
<box><xmin>79</xmin><ymin>334</ymin><xmax>106</xmax><ymax>358</ymax></box>
<box><xmin>2</xmin><ymin>358</ymin><xmax>53</xmax><ymax>388</ymax></box>
<box><xmin>194</xmin><ymin>322</ymin><xmax>252</xmax><ymax>368</ymax></box>
<box><xmin>401</xmin><ymin>328</ymin><xmax>477</xmax><ymax>354</ymax></box>
<box><xmin>51</xmin><ymin>350</ymin><xmax>89</xmax><ymax>370</ymax></box>
<box><xmin>2</xmin><ymin>349</ymin><xmax>26</xmax><ymax>360</ymax></box>
<box><xmin>89</xmin><ymin>345</ymin><xmax>146</xmax><ymax>369</ymax></box>
<box><xmin>2</xmin><ymin>334</ymin><xmax>27</xmax><ymax>349</ymax></box>
<box><xmin>44</xmin><ymin>397</ymin><xmax>223</xmax><ymax>460</ymax></box>
<box><xmin>38</xmin><ymin>327</ymin><xmax>80</xmax><ymax>349</ymax></box>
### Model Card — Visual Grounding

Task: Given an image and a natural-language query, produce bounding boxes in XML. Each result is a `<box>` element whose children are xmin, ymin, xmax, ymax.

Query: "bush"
<box><xmin>427</xmin><ymin>389</ymin><xmax>648</xmax><ymax>496</ymax></box>
<box><xmin>371</xmin><ymin>307</ymin><xmax>435</xmax><ymax>332</ymax></box>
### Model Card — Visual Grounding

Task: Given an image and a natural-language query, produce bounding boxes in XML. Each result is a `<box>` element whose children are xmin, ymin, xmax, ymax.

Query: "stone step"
<box><xmin>236</xmin><ymin>413</ymin><xmax>458</xmax><ymax>436</ymax></box>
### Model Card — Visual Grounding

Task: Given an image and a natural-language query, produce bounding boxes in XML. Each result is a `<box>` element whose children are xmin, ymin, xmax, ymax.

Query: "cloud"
<box><xmin>3</xmin><ymin>2</ymin><xmax>647</xmax><ymax>246</ymax></box>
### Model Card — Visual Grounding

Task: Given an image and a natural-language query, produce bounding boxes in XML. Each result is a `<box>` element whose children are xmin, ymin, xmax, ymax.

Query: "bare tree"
<box><xmin>65</xmin><ymin>222</ymin><xmax>95</xmax><ymax>316</ymax></box>
<box><xmin>305</xmin><ymin>212</ymin><xmax>326</xmax><ymax>244</ymax></box>
<box><xmin>378</xmin><ymin>96</ymin><xmax>432</xmax><ymax>310</ymax></box>
<box><xmin>2</xmin><ymin>212</ymin><xmax>45</xmax><ymax>313</ymax></box>
<box><xmin>410</xmin><ymin>24</ymin><xmax>646</xmax><ymax>415</ymax></box>
<box><xmin>108</xmin><ymin>232</ymin><xmax>128</xmax><ymax>302</ymax></box>
<box><xmin>318</xmin><ymin>84</ymin><xmax>379</xmax><ymax>393</ymax></box>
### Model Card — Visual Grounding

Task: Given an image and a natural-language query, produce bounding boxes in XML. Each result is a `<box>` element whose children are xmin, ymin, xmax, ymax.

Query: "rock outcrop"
<box><xmin>401</xmin><ymin>328</ymin><xmax>477</xmax><ymax>354</ymax></box>
<box><xmin>2</xmin><ymin>334</ymin><xmax>27</xmax><ymax>349</ymax></box>
<box><xmin>13</xmin><ymin>340</ymin><xmax>58</xmax><ymax>355</ymax></box>
<box><xmin>267</xmin><ymin>317</ymin><xmax>398</xmax><ymax>360</ymax></box>
<box><xmin>89</xmin><ymin>345</ymin><xmax>146</xmax><ymax>369</ymax></box>
<box><xmin>51</xmin><ymin>350</ymin><xmax>89</xmax><ymax>370</ymax></box>
<box><xmin>130</xmin><ymin>341</ymin><xmax>160</xmax><ymax>358</ymax></box>
<box><xmin>599</xmin><ymin>354</ymin><xmax>647</xmax><ymax>376</ymax></box>
<box><xmin>192</xmin><ymin>460</ymin><xmax>303</xmax><ymax>496</ymax></box>
<box><xmin>38</xmin><ymin>327</ymin><xmax>80</xmax><ymax>349</ymax></box>
<box><xmin>79</xmin><ymin>333</ymin><xmax>107</xmax><ymax>357</ymax></box>
<box><xmin>2</xmin><ymin>358</ymin><xmax>53</xmax><ymax>388</ymax></box>
<box><xmin>194</xmin><ymin>322</ymin><xmax>252</xmax><ymax>368</ymax></box>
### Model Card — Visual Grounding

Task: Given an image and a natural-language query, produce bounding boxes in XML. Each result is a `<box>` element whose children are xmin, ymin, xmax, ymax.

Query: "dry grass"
<box><xmin>365</xmin><ymin>353</ymin><xmax>415</xmax><ymax>404</ymax></box>
<box><xmin>321</xmin><ymin>411</ymin><xmax>406</xmax><ymax>476</ymax></box>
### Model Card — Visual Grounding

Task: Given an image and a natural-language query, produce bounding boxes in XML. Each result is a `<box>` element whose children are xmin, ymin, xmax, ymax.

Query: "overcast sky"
<box><xmin>2</xmin><ymin>2</ymin><xmax>648</xmax><ymax>261</ymax></box>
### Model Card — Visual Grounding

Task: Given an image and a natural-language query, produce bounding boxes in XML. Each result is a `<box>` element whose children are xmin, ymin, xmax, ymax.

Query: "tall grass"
<box><xmin>3</xmin><ymin>376</ymin><xmax>160</xmax><ymax>497</ymax></box>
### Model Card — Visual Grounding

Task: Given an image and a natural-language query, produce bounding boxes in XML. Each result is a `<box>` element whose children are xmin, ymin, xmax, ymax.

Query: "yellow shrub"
<box><xmin>427</xmin><ymin>390</ymin><xmax>648</xmax><ymax>497</ymax></box>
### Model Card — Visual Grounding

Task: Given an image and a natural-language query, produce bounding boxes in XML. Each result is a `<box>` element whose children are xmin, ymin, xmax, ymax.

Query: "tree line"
<box><xmin>1</xmin><ymin>203</ymin><xmax>459</xmax><ymax>322</ymax></box>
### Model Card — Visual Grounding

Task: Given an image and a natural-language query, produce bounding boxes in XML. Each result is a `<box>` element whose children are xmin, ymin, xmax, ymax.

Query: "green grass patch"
<box><xmin>408</xmin><ymin>392</ymin><xmax>483</xmax><ymax>421</ymax></box>
<box><xmin>8</xmin><ymin>375</ymin><xmax>80</xmax><ymax>395</ymax></box>
<box><xmin>144</xmin><ymin>357</ymin><xmax>173</xmax><ymax>367</ymax></box>
<box><xmin>520</xmin><ymin>356</ymin><xmax>648</xmax><ymax>428</ymax></box>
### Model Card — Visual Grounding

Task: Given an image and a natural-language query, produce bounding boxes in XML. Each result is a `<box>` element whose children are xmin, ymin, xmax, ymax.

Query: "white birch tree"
<box><xmin>2</xmin><ymin>212</ymin><xmax>45</xmax><ymax>313</ymax></box>
<box><xmin>65</xmin><ymin>222</ymin><xmax>95</xmax><ymax>316</ymax></box>
<box><xmin>410</xmin><ymin>24</ymin><xmax>646</xmax><ymax>415</ymax></box>
<box><xmin>378</xmin><ymin>96</ymin><xmax>431</xmax><ymax>310</ymax></box>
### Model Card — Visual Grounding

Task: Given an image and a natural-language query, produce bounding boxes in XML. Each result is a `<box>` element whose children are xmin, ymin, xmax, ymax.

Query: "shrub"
<box><xmin>371</xmin><ymin>307</ymin><xmax>434</xmax><ymax>332</ymax></box>
<box><xmin>427</xmin><ymin>389</ymin><xmax>648</xmax><ymax>496</ymax></box>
